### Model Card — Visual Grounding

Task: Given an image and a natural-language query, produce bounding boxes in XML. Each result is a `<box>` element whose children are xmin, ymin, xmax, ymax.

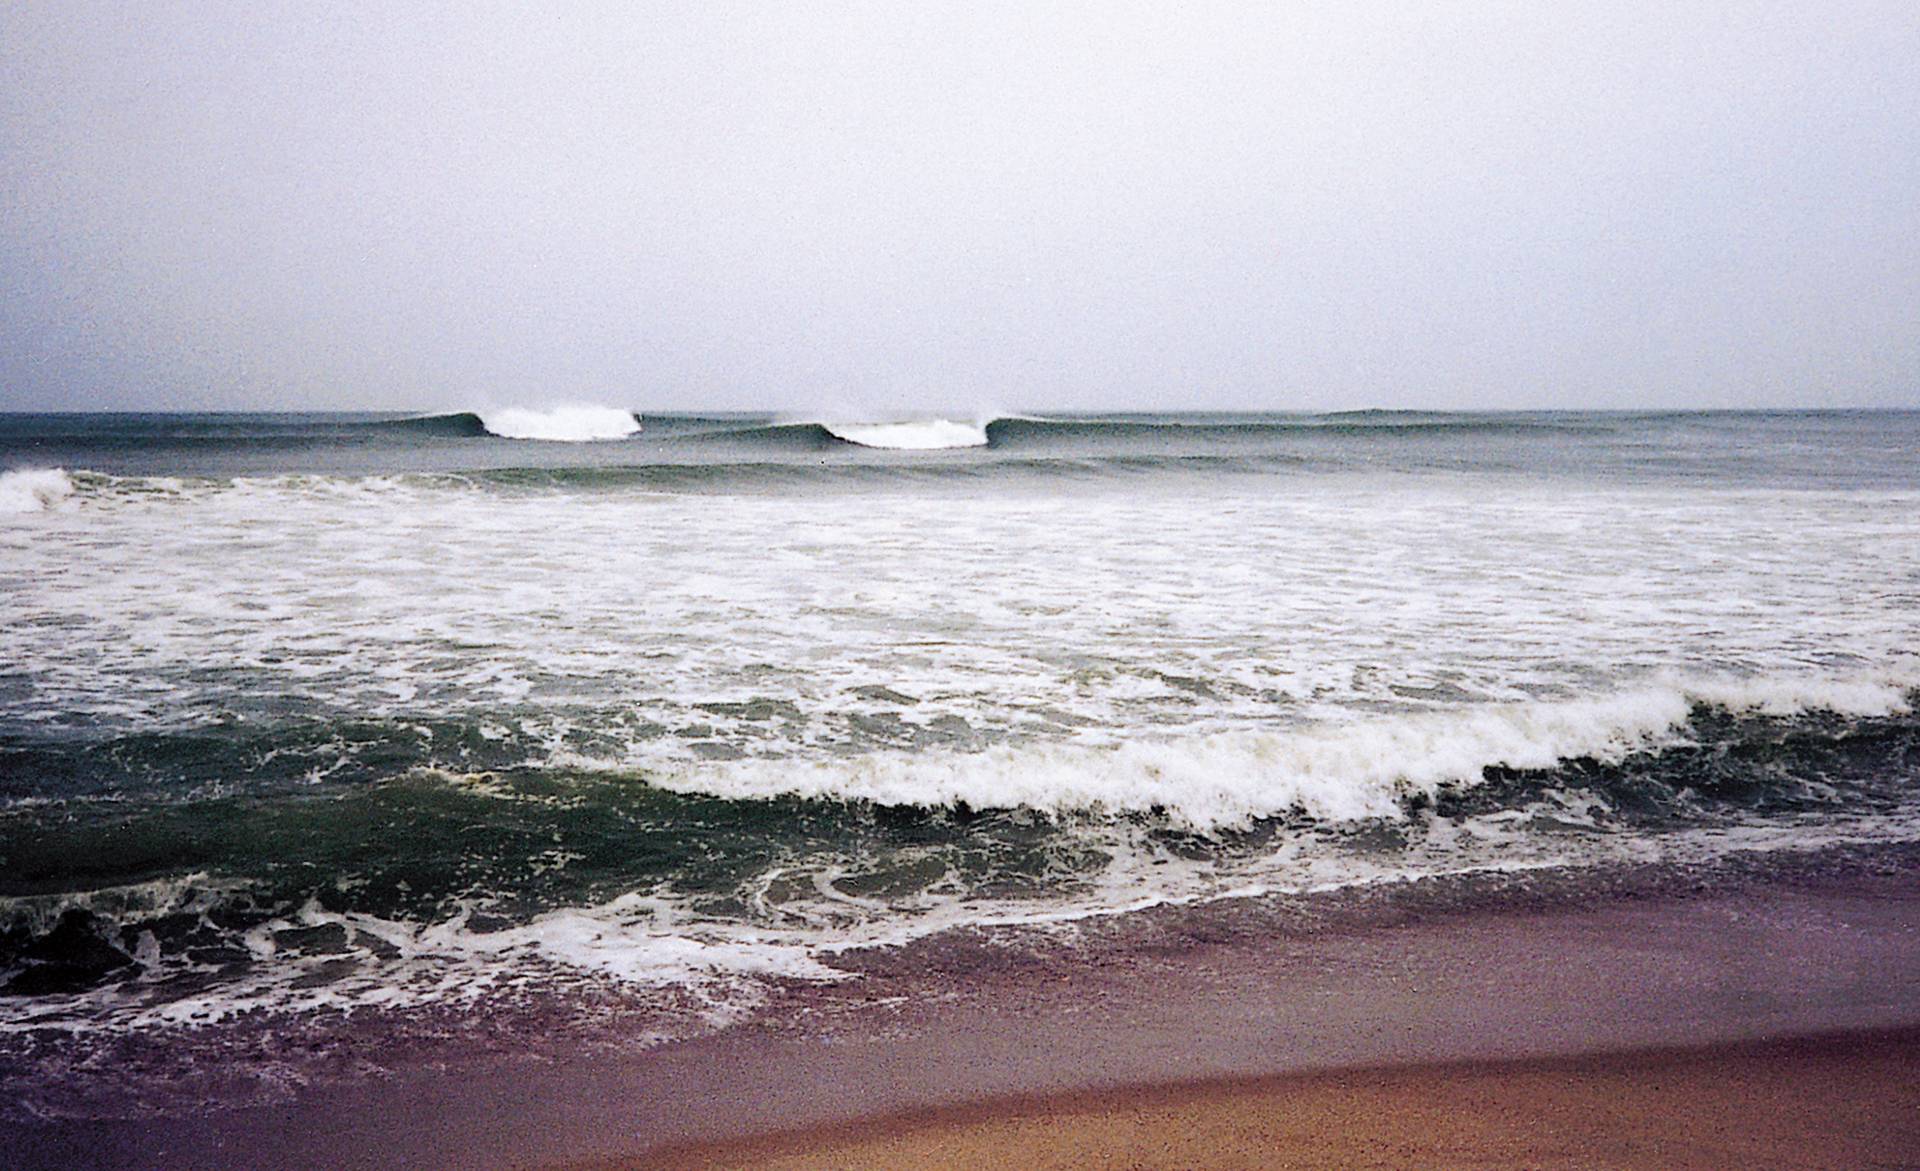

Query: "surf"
<box><xmin>0</xmin><ymin>468</ymin><xmax>75</xmax><ymax>513</ymax></box>
<box><xmin>474</xmin><ymin>405</ymin><xmax>641</xmax><ymax>441</ymax></box>
<box><xmin>648</xmin><ymin>675</ymin><xmax>1919</xmax><ymax>831</ymax></box>
<box><xmin>818</xmin><ymin>419</ymin><xmax>991</xmax><ymax>449</ymax></box>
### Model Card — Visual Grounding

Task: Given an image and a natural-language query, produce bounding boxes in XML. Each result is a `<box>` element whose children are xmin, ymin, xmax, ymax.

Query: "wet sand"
<box><xmin>632</xmin><ymin>1029</ymin><xmax>1920</xmax><ymax>1171</ymax></box>
<box><xmin>16</xmin><ymin>860</ymin><xmax>1920</xmax><ymax>1170</ymax></box>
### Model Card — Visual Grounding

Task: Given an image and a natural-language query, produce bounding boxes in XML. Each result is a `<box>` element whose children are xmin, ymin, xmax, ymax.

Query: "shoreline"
<box><xmin>620</xmin><ymin>1027</ymin><xmax>1920</xmax><ymax>1170</ymax></box>
<box><xmin>16</xmin><ymin>851</ymin><xmax>1919</xmax><ymax>1169</ymax></box>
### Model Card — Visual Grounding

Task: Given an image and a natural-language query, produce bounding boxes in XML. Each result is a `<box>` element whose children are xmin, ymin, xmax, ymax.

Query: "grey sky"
<box><xmin>2</xmin><ymin>2</ymin><xmax>1915</xmax><ymax>414</ymax></box>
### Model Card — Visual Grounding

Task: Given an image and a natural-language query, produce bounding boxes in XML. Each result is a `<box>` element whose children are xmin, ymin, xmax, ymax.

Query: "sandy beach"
<box><xmin>634</xmin><ymin>1029</ymin><xmax>1920</xmax><ymax>1171</ymax></box>
<box><xmin>18</xmin><ymin>855</ymin><xmax>1919</xmax><ymax>1170</ymax></box>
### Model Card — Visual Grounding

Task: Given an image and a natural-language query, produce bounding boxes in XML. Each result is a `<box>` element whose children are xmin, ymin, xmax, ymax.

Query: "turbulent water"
<box><xmin>1</xmin><ymin>408</ymin><xmax>1917</xmax><ymax>1089</ymax></box>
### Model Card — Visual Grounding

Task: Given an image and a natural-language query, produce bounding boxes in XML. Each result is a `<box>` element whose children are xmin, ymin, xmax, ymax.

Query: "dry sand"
<box><xmin>635</xmin><ymin>1029</ymin><xmax>1920</xmax><ymax>1171</ymax></box>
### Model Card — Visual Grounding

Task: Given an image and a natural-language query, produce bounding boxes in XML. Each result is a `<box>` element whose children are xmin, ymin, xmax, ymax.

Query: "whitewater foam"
<box><xmin>821</xmin><ymin>419</ymin><xmax>990</xmax><ymax>449</ymax></box>
<box><xmin>0</xmin><ymin>468</ymin><xmax>75</xmax><ymax>514</ymax></box>
<box><xmin>477</xmin><ymin>405</ymin><xmax>641</xmax><ymax>442</ymax></box>
<box><xmin>651</xmin><ymin>676</ymin><xmax>1916</xmax><ymax>830</ymax></box>
<box><xmin>13</xmin><ymin>786</ymin><xmax>1918</xmax><ymax>1041</ymax></box>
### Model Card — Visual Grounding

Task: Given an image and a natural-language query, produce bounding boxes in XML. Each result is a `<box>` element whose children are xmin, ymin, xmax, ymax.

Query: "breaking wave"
<box><xmin>2</xmin><ymin>669</ymin><xmax>1916</xmax><ymax>1060</ymax></box>
<box><xmin>14</xmin><ymin>415</ymin><xmax>1914</xmax><ymax>494</ymax></box>
<box><xmin>653</xmin><ymin>675</ymin><xmax>1918</xmax><ymax>830</ymax></box>
<box><xmin>820</xmin><ymin>419</ymin><xmax>991</xmax><ymax>449</ymax></box>
<box><xmin>751</xmin><ymin>414</ymin><xmax>1579</xmax><ymax>452</ymax></box>
<box><xmin>3</xmin><ymin>682</ymin><xmax>1916</xmax><ymax>1033</ymax></box>
<box><xmin>473</xmin><ymin>405</ymin><xmax>641</xmax><ymax>442</ymax></box>
<box><xmin>657</xmin><ymin>412</ymin><xmax>1601</xmax><ymax>455</ymax></box>
<box><xmin>0</xmin><ymin>467</ymin><xmax>75</xmax><ymax>514</ymax></box>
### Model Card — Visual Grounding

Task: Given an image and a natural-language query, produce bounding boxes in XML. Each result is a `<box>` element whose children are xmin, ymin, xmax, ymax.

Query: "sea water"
<box><xmin>1</xmin><ymin>408</ymin><xmax>1916</xmax><ymax>1112</ymax></box>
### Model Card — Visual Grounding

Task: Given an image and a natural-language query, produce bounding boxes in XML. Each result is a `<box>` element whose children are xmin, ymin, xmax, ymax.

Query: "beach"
<box><xmin>16</xmin><ymin>848</ymin><xmax>1918</xmax><ymax>1169</ymax></box>
<box><xmin>647</xmin><ymin>1031</ymin><xmax>1920</xmax><ymax>1171</ymax></box>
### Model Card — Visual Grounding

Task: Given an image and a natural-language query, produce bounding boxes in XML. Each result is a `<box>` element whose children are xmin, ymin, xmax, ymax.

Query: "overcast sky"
<box><xmin>2</xmin><ymin>2</ymin><xmax>1916</xmax><ymax>414</ymax></box>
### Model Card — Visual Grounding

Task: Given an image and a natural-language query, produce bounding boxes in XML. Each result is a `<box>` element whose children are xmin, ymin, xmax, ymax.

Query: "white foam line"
<box><xmin>649</xmin><ymin>673</ymin><xmax>1916</xmax><ymax>830</ymax></box>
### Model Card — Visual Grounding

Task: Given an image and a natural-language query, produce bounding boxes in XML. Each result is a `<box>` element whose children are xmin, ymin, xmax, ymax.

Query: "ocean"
<box><xmin>2</xmin><ymin>407</ymin><xmax>1917</xmax><ymax>1121</ymax></box>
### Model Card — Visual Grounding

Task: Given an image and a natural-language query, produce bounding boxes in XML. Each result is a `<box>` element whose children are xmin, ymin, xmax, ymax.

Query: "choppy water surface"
<box><xmin>1</xmin><ymin>409</ymin><xmax>1916</xmax><ymax>1087</ymax></box>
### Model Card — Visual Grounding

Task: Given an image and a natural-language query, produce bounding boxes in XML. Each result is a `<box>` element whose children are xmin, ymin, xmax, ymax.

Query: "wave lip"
<box><xmin>650</xmin><ymin>674</ymin><xmax>1918</xmax><ymax>831</ymax></box>
<box><xmin>477</xmin><ymin>405</ymin><xmax>641</xmax><ymax>442</ymax></box>
<box><xmin>0</xmin><ymin>468</ymin><xmax>75</xmax><ymax>514</ymax></box>
<box><xmin>820</xmin><ymin>419</ymin><xmax>990</xmax><ymax>450</ymax></box>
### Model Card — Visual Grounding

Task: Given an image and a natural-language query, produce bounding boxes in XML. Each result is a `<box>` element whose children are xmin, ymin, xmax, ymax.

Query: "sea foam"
<box><xmin>821</xmin><ymin>419</ymin><xmax>990</xmax><ymax>449</ymax></box>
<box><xmin>652</xmin><ymin>675</ymin><xmax>1916</xmax><ymax>830</ymax></box>
<box><xmin>477</xmin><ymin>405</ymin><xmax>641</xmax><ymax>442</ymax></box>
<box><xmin>0</xmin><ymin>468</ymin><xmax>75</xmax><ymax>514</ymax></box>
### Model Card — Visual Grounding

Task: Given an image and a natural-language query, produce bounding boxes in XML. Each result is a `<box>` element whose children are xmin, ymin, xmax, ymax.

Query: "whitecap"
<box><xmin>821</xmin><ymin>419</ymin><xmax>990</xmax><ymax>449</ymax></box>
<box><xmin>649</xmin><ymin>674</ymin><xmax>1916</xmax><ymax>831</ymax></box>
<box><xmin>0</xmin><ymin>467</ymin><xmax>75</xmax><ymax>514</ymax></box>
<box><xmin>477</xmin><ymin>405</ymin><xmax>641</xmax><ymax>442</ymax></box>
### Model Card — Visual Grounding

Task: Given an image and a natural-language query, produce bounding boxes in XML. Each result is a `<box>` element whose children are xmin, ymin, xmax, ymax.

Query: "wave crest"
<box><xmin>0</xmin><ymin>468</ymin><xmax>75</xmax><ymax>514</ymax></box>
<box><xmin>821</xmin><ymin>419</ymin><xmax>990</xmax><ymax>449</ymax></box>
<box><xmin>477</xmin><ymin>405</ymin><xmax>641</xmax><ymax>442</ymax></box>
<box><xmin>652</xmin><ymin>676</ymin><xmax>1917</xmax><ymax>830</ymax></box>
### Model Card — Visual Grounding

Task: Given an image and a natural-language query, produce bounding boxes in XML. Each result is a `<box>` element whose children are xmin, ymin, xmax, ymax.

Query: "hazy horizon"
<box><xmin>4</xmin><ymin>4</ymin><xmax>1916</xmax><ymax>415</ymax></box>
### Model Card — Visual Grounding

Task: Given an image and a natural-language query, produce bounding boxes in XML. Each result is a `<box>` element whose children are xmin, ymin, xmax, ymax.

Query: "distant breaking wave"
<box><xmin>473</xmin><ymin>405</ymin><xmax>641</xmax><ymax>442</ymax></box>
<box><xmin>0</xmin><ymin>410</ymin><xmax>1618</xmax><ymax>454</ymax></box>
<box><xmin>807</xmin><ymin>413</ymin><xmax>1586</xmax><ymax>451</ymax></box>
<box><xmin>820</xmin><ymin>419</ymin><xmax>990</xmax><ymax>449</ymax></box>
<box><xmin>13</xmin><ymin>411</ymin><xmax>1908</xmax><ymax>491</ymax></box>
<box><xmin>768</xmin><ymin>413</ymin><xmax>1598</xmax><ymax>451</ymax></box>
<box><xmin>371</xmin><ymin>408</ymin><xmax>644</xmax><ymax>441</ymax></box>
<box><xmin>667</xmin><ymin>418</ymin><xmax>998</xmax><ymax>451</ymax></box>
